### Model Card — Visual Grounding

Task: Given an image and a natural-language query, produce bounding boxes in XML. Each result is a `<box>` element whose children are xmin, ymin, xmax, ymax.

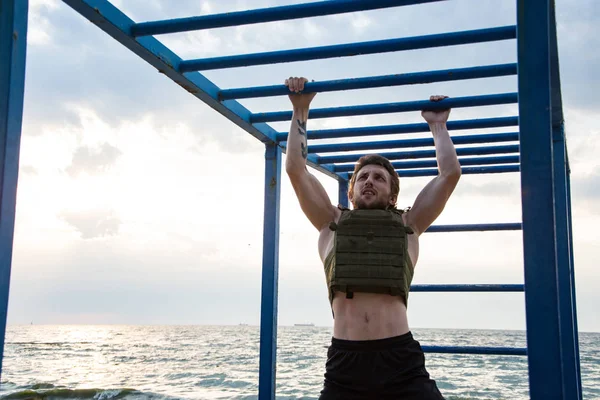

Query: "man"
<box><xmin>284</xmin><ymin>76</ymin><xmax>461</xmax><ymax>400</ymax></box>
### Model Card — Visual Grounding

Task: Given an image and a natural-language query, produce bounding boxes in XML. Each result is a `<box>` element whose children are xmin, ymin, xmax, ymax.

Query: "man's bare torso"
<box><xmin>318</xmin><ymin>207</ymin><xmax>420</xmax><ymax>341</ymax></box>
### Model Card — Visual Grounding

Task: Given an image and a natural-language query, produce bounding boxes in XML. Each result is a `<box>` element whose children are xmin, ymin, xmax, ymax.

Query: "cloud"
<box><xmin>59</xmin><ymin>209</ymin><xmax>122</xmax><ymax>239</ymax></box>
<box><xmin>65</xmin><ymin>142</ymin><xmax>122</xmax><ymax>177</ymax></box>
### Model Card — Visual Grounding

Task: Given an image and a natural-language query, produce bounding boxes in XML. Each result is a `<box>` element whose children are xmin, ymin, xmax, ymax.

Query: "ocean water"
<box><xmin>1</xmin><ymin>325</ymin><xmax>598</xmax><ymax>400</ymax></box>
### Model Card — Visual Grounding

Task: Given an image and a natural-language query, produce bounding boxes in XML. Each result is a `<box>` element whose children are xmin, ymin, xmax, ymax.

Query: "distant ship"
<box><xmin>294</xmin><ymin>323</ymin><xmax>315</xmax><ymax>327</ymax></box>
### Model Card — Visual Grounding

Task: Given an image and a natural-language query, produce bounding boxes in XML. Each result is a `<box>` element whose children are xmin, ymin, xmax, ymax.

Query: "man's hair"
<box><xmin>348</xmin><ymin>154</ymin><xmax>400</xmax><ymax>208</ymax></box>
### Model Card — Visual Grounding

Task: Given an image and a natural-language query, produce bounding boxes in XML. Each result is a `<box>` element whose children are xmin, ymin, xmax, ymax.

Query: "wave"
<box><xmin>0</xmin><ymin>387</ymin><xmax>178</xmax><ymax>400</ymax></box>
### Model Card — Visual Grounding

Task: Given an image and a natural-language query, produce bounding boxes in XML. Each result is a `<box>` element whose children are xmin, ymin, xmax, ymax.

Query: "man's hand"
<box><xmin>285</xmin><ymin>77</ymin><xmax>316</xmax><ymax>110</ymax></box>
<box><xmin>421</xmin><ymin>95</ymin><xmax>450</xmax><ymax>125</ymax></box>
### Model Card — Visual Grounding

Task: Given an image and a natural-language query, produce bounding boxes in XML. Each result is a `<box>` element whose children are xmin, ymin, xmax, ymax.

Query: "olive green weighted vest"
<box><xmin>324</xmin><ymin>208</ymin><xmax>415</xmax><ymax>307</ymax></box>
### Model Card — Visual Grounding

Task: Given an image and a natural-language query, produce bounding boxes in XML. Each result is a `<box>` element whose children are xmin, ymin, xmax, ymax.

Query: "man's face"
<box><xmin>351</xmin><ymin>164</ymin><xmax>396</xmax><ymax>209</ymax></box>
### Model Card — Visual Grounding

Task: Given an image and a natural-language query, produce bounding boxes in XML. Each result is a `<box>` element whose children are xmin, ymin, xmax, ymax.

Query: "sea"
<box><xmin>0</xmin><ymin>325</ymin><xmax>598</xmax><ymax>400</ymax></box>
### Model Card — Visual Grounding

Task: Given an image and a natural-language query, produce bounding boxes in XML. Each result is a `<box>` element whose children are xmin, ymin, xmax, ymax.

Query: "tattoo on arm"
<box><xmin>297</xmin><ymin>119</ymin><xmax>308</xmax><ymax>159</ymax></box>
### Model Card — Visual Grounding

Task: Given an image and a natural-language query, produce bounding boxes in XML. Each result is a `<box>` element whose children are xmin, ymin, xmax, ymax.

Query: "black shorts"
<box><xmin>319</xmin><ymin>331</ymin><xmax>445</xmax><ymax>400</ymax></box>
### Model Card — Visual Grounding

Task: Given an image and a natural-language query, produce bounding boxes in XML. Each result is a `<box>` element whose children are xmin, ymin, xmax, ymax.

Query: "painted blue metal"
<box><xmin>319</xmin><ymin>144</ymin><xmax>519</xmax><ymax>164</ymax></box>
<box><xmin>517</xmin><ymin>0</ymin><xmax>564</xmax><ymax>397</ymax></box>
<box><xmin>566</xmin><ymin>164</ymin><xmax>582</xmax><ymax>398</ymax></box>
<box><xmin>33</xmin><ymin>1</ymin><xmax>578</xmax><ymax>398</ymax></box>
<box><xmin>180</xmin><ymin>26</ymin><xmax>516</xmax><ymax>71</ymax></box>
<box><xmin>220</xmin><ymin>64</ymin><xmax>517</xmax><ymax>100</ymax></box>
<box><xmin>338</xmin><ymin>180</ymin><xmax>349</xmax><ymax>208</ymax></box>
<box><xmin>0</xmin><ymin>0</ymin><xmax>28</xmax><ymax>379</ymax></box>
<box><xmin>411</xmin><ymin>284</ymin><xmax>523</xmax><ymax>292</ymax></box>
<box><xmin>334</xmin><ymin>155</ymin><xmax>519</xmax><ymax>172</ymax></box>
<box><xmin>59</xmin><ymin>0</ymin><xmax>340</xmax><ymax>180</ymax></box>
<box><xmin>132</xmin><ymin>0</ymin><xmax>447</xmax><ymax>37</ymax></box>
<box><xmin>425</xmin><ymin>223</ymin><xmax>521</xmax><ymax>233</ymax></box>
<box><xmin>252</xmin><ymin>93</ymin><xmax>517</xmax><ymax>123</ymax></box>
<box><xmin>308</xmin><ymin>132</ymin><xmax>519</xmax><ymax>154</ymax></box>
<box><xmin>553</xmin><ymin>131</ymin><xmax>580</xmax><ymax>399</ymax></box>
<box><xmin>258</xmin><ymin>143</ymin><xmax>282</xmax><ymax>400</ymax></box>
<box><xmin>422</xmin><ymin>346</ymin><xmax>527</xmax><ymax>356</ymax></box>
<box><xmin>276</xmin><ymin>116</ymin><xmax>518</xmax><ymax>141</ymax></box>
<box><xmin>394</xmin><ymin>165</ymin><xmax>519</xmax><ymax>177</ymax></box>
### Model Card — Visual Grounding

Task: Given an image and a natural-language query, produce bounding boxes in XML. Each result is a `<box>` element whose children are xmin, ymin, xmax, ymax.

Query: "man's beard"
<box><xmin>354</xmin><ymin>197</ymin><xmax>389</xmax><ymax>210</ymax></box>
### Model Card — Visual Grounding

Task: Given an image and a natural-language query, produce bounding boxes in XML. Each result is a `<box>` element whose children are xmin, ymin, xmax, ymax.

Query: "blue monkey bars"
<box><xmin>0</xmin><ymin>1</ymin><xmax>581</xmax><ymax>399</ymax></box>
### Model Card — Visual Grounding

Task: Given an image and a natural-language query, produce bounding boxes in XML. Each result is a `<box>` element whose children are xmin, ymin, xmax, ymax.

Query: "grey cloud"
<box><xmin>59</xmin><ymin>209</ymin><xmax>121</xmax><ymax>239</ymax></box>
<box><xmin>65</xmin><ymin>142</ymin><xmax>122</xmax><ymax>177</ymax></box>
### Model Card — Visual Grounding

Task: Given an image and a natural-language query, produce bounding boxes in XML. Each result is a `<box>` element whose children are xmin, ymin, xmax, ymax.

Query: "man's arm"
<box><xmin>284</xmin><ymin>77</ymin><xmax>339</xmax><ymax>231</ymax></box>
<box><xmin>405</xmin><ymin>95</ymin><xmax>462</xmax><ymax>235</ymax></box>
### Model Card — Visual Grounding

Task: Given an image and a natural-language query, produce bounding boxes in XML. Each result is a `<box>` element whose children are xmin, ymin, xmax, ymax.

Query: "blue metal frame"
<box><xmin>553</xmin><ymin>132</ymin><xmax>580</xmax><ymax>399</ymax></box>
<box><xmin>258</xmin><ymin>144</ymin><xmax>282</xmax><ymax>400</ymax></box>
<box><xmin>180</xmin><ymin>26</ymin><xmax>515</xmax><ymax>71</ymax></box>
<box><xmin>320</xmin><ymin>144</ymin><xmax>519</xmax><ymax>164</ymax></box>
<box><xmin>517</xmin><ymin>1</ymin><xmax>565</xmax><ymax>398</ymax></box>
<box><xmin>308</xmin><ymin>132</ymin><xmax>518</xmax><ymax>154</ymax></box>
<box><xmin>252</xmin><ymin>93</ymin><xmax>517</xmax><ymax>123</ymax></box>
<box><xmin>0</xmin><ymin>0</ymin><xmax>28</xmax><ymax>379</ymax></box>
<box><xmin>1</xmin><ymin>0</ymin><xmax>578</xmax><ymax>398</ymax></box>
<box><xmin>277</xmin><ymin>116</ymin><xmax>518</xmax><ymax>141</ymax></box>
<box><xmin>132</xmin><ymin>0</ymin><xmax>447</xmax><ymax>37</ymax></box>
<box><xmin>220</xmin><ymin>64</ymin><xmax>517</xmax><ymax>100</ymax></box>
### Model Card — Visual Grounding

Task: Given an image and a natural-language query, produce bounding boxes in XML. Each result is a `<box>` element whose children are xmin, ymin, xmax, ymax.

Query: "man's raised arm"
<box><xmin>405</xmin><ymin>95</ymin><xmax>462</xmax><ymax>235</ymax></box>
<box><xmin>284</xmin><ymin>77</ymin><xmax>339</xmax><ymax>231</ymax></box>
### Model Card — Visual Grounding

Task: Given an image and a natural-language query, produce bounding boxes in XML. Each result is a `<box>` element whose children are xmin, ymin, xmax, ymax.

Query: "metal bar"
<box><xmin>517</xmin><ymin>1</ymin><xmax>564</xmax><ymax>398</ymax></box>
<box><xmin>0</xmin><ymin>0</ymin><xmax>28</xmax><ymax>379</ymax></box>
<box><xmin>421</xmin><ymin>346</ymin><xmax>527</xmax><ymax>356</ymax></box>
<box><xmin>411</xmin><ymin>284</ymin><xmax>524</xmax><ymax>292</ymax></box>
<box><xmin>276</xmin><ymin>116</ymin><xmax>518</xmax><ymax>142</ymax></box>
<box><xmin>553</xmin><ymin>131</ymin><xmax>580</xmax><ymax>399</ymax></box>
<box><xmin>60</xmin><ymin>0</ymin><xmax>339</xmax><ymax>181</ymax></box>
<box><xmin>180</xmin><ymin>26</ymin><xmax>516</xmax><ymax>71</ymax></box>
<box><xmin>309</xmin><ymin>132</ymin><xmax>519</xmax><ymax>154</ymax></box>
<box><xmin>425</xmin><ymin>223</ymin><xmax>521</xmax><ymax>233</ymax></box>
<box><xmin>132</xmin><ymin>0</ymin><xmax>447</xmax><ymax>37</ymax></box>
<box><xmin>394</xmin><ymin>165</ymin><xmax>519</xmax><ymax>177</ymax></box>
<box><xmin>252</xmin><ymin>93</ymin><xmax>517</xmax><ymax>123</ymax></box>
<box><xmin>334</xmin><ymin>155</ymin><xmax>519</xmax><ymax>172</ymax></box>
<box><xmin>548</xmin><ymin>0</ymin><xmax>564</xmax><ymax>129</ymax></box>
<box><xmin>319</xmin><ymin>144</ymin><xmax>519</xmax><ymax>164</ymax></box>
<box><xmin>566</xmin><ymin>161</ymin><xmax>582</xmax><ymax>398</ymax></box>
<box><xmin>220</xmin><ymin>64</ymin><xmax>517</xmax><ymax>100</ymax></box>
<box><xmin>338</xmin><ymin>180</ymin><xmax>349</xmax><ymax>208</ymax></box>
<box><xmin>258</xmin><ymin>144</ymin><xmax>282</xmax><ymax>400</ymax></box>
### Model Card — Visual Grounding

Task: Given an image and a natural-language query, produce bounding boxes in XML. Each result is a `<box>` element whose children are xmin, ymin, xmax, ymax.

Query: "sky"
<box><xmin>6</xmin><ymin>0</ymin><xmax>599</xmax><ymax>332</ymax></box>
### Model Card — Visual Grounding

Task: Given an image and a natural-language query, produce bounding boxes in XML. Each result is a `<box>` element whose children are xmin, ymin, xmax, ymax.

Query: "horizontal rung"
<box><xmin>252</xmin><ymin>93</ymin><xmax>517</xmax><ymax>123</ymax></box>
<box><xmin>180</xmin><ymin>26</ymin><xmax>516</xmax><ymax>71</ymax></box>
<box><xmin>334</xmin><ymin>155</ymin><xmax>519</xmax><ymax>172</ymax></box>
<box><xmin>421</xmin><ymin>346</ymin><xmax>527</xmax><ymax>356</ymax></box>
<box><xmin>277</xmin><ymin>116</ymin><xmax>518</xmax><ymax>142</ymax></box>
<box><xmin>425</xmin><ymin>223</ymin><xmax>522</xmax><ymax>232</ymax></box>
<box><xmin>220</xmin><ymin>64</ymin><xmax>517</xmax><ymax>100</ymax></box>
<box><xmin>132</xmin><ymin>0</ymin><xmax>445</xmax><ymax>37</ymax></box>
<box><xmin>309</xmin><ymin>132</ymin><xmax>519</xmax><ymax>154</ymax></box>
<box><xmin>411</xmin><ymin>284</ymin><xmax>524</xmax><ymax>291</ymax></box>
<box><xmin>319</xmin><ymin>144</ymin><xmax>519</xmax><ymax>164</ymax></box>
<box><xmin>392</xmin><ymin>164</ymin><xmax>520</xmax><ymax>177</ymax></box>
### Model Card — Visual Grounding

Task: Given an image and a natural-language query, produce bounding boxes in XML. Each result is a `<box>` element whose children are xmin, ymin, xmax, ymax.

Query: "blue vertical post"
<box><xmin>258</xmin><ymin>143</ymin><xmax>282</xmax><ymax>400</ymax></box>
<box><xmin>565</xmin><ymin>162</ymin><xmax>582</xmax><ymax>398</ymax></box>
<box><xmin>517</xmin><ymin>0</ymin><xmax>564</xmax><ymax>398</ymax></box>
<box><xmin>0</xmin><ymin>0</ymin><xmax>28</xmax><ymax>378</ymax></box>
<box><xmin>552</xmin><ymin>129</ymin><xmax>581</xmax><ymax>399</ymax></box>
<box><xmin>338</xmin><ymin>179</ymin><xmax>349</xmax><ymax>208</ymax></box>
